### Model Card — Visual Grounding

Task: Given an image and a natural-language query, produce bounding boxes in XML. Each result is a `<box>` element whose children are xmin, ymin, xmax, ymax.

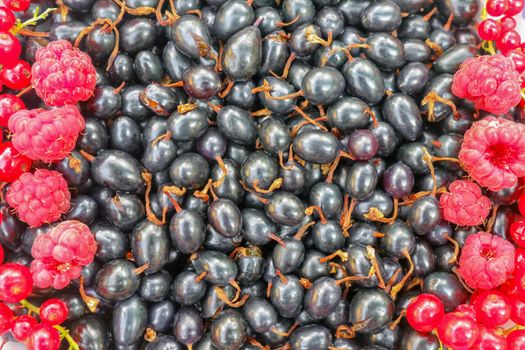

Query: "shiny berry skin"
<box><xmin>0</xmin><ymin>302</ymin><xmax>13</xmax><ymax>335</ymax></box>
<box><xmin>497</xmin><ymin>30</ymin><xmax>522</xmax><ymax>52</ymax></box>
<box><xmin>518</xmin><ymin>195</ymin><xmax>525</xmax><ymax>216</ymax></box>
<box><xmin>0</xmin><ymin>60</ymin><xmax>31</xmax><ymax>90</ymax></box>
<box><xmin>406</xmin><ymin>293</ymin><xmax>445</xmax><ymax>333</ymax></box>
<box><xmin>11</xmin><ymin>315</ymin><xmax>38</xmax><ymax>341</ymax></box>
<box><xmin>455</xmin><ymin>304</ymin><xmax>476</xmax><ymax>320</ymax></box>
<box><xmin>506</xmin><ymin>49</ymin><xmax>525</xmax><ymax>73</ymax></box>
<box><xmin>437</xmin><ymin>312</ymin><xmax>479</xmax><ymax>350</ymax></box>
<box><xmin>510</xmin><ymin>295</ymin><xmax>525</xmax><ymax>325</ymax></box>
<box><xmin>514</xmin><ymin>268</ymin><xmax>525</xmax><ymax>294</ymax></box>
<box><xmin>471</xmin><ymin>325</ymin><xmax>507</xmax><ymax>350</ymax></box>
<box><xmin>474</xmin><ymin>290</ymin><xmax>511</xmax><ymax>327</ymax></box>
<box><xmin>501</xmin><ymin>16</ymin><xmax>517</xmax><ymax>31</ymax></box>
<box><xmin>27</xmin><ymin>324</ymin><xmax>60</xmax><ymax>350</ymax></box>
<box><xmin>0</xmin><ymin>263</ymin><xmax>33</xmax><ymax>303</ymax></box>
<box><xmin>0</xmin><ymin>142</ymin><xmax>32</xmax><ymax>183</ymax></box>
<box><xmin>510</xmin><ymin>220</ymin><xmax>525</xmax><ymax>247</ymax></box>
<box><xmin>507</xmin><ymin>0</ymin><xmax>525</xmax><ymax>15</ymax></box>
<box><xmin>40</xmin><ymin>298</ymin><xmax>68</xmax><ymax>326</ymax></box>
<box><xmin>516</xmin><ymin>248</ymin><xmax>525</xmax><ymax>270</ymax></box>
<box><xmin>507</xmin><ymin>330</ymin><xmax>525</xmax><ymax>350</ymax></box>
<box><xmin>4</xmin><ymin>0</ymin><xmax>30</xmax><ymax>11</ymax></box>
<box><xmin>487</xmin><ymin>0</ymin><xmax>509</xmax><ymax>16</ymax></box>
<box><xmin>0</xmin><ymin>7</ymin><xmax>15</xmax><ymax>31</ymax></box>
<box><xmin>0</xmin><ymin>94</ymin><xmax>25</xmax><ymax>127</ymax></box>
<box><xmin>0</xmin><ymin>244</ymin><xmax>3</xmax><ymax>265</ymax></box>
<box><xmin>478</xmin><ymin>19</ymin><xmax>502</xmax><ymax>41</ymax></box>
<box><xmin>0</xmin><ymin>31</ymin><xmax>20</xmax><ymax>66</ymax></box>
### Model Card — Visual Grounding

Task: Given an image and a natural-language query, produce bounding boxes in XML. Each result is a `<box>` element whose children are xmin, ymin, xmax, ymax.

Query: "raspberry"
<box><xmin>439</xmin><ymin>180</ymin><xmax>492</xmax><ymax>227</ymax></box>
<box><xmin>452</xmin><ymin>54</ymin><xmax>522</xmax><ymax>115</ymax></box>
<box><xmin>31</xmin><ymin>40</ymin><xmax>96</xmax><ymax>106</ymax></box>
<box><xmin>6</xmin><ymin>169</ymin><xmax>71</xmax><ymax>227</ymax></box>
<box><xmin>458</xmin><ymin>231</ymin><xmax>515</xmax><ymax>290</ymax></box>
<box><xmin>459</xmin><ymin>117</ymin><xmax>525</xmax><ymax>191</ymax></box>
<box><xmin>8</xmin><ymin>105</ymin><xmax>85</xmax><ymax>162</ymax></box>
<box><xmin>30</xmin><ymin>220</ymin><xmax>97</xmax><ymax>290</ymax></box>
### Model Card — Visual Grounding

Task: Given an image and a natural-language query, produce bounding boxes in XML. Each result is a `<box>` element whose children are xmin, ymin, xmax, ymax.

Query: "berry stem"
<box><xmin>12</xmin><ymin>7</ymin><xmax>57</xmax><ymax>34</ymax></box>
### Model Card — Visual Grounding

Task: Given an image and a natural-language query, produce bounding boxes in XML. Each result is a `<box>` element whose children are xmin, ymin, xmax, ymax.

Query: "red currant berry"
<box><xmin>0</xmin><ymin>94</ymin><xmax>25</xmax><ymax>127</ymax></box>
<box><xmin>4</xmin><ymin>0</ymin><xmax>30</xmax><ymax>12</ymax></box>
<box><xmin>0</xmin><ymin>31</ymin><xmax>20</xmax><ymax>66</ymax></box>
<box><xmin>510</xmin><ymin>295</ymin><xmax>525</xmax><ymax>325</ymax></box>
<box><xmin>455</xmin><ymin>304</ymin><xmax>477</xmax><ymax>320</ymax></box>
<box><xmin>501</xmin><ymin>16</ymin><xmax>517</xmax><ymax>31</ymax></box>
<box><xmin>500</xmin><ymin>278</ymin><xmax>521</xmax><ymax>296</ymax></box>
<box><xmin>474</xmin><ymin>290</ymin><xmax>511</xmax><ymax>327</ymax></box>
<box><xmin>487</xmin><ymin>0</ymin><xmax>509</xmax><ymax>16</ymax></box>
<box><xmin>507</xmin><ymin>0</ymin><xmax>525</xmax><ymax>15</ymax></box>
<box><xmin>471</xmin><ymin>325</ymin><xmax>507</xmax><ymax>350</ymax></box>
<box><xmin>497</xmin><ymin>30</ymin><xmax>522</xmax><ymax>52</ymax></box>
<box><xmin>0</xmin><ymin>60</ymin><xmax>31</xmax><ymax>90</ymax></box>
<box><xmin>0</xmin><ymin>263</ymin><xmax>33</xmax><ymax>303</ymax></box>
<box><xmin>511</xmin><ymin>219</ymin><xmax>525</xmax><ymax>247</ymax></box>
<box><xmin>40</xmin><ymin>298</ymin><xmax>68</xmax><ymax>326</ymax></box>
<box><xmin>27</xmin><ymin>324</ymin><xmax>60</xmax><ymax>350</ymax></box>
<box><xmin>0</xmin><ymin>7</ymin><xmax>15</xmax><ymax>31</ymax></box>
<box><xmin>11</xmin><ymin>315</ymin><xmax>38</xmax><ymax>341</ymax></box>
<box><xmin>516</xmin><ymin>248</ymin><xmax>525</xmax><ymax>270</ymax></box>
<box><xmin>478</xmin><ymin>19</ymin><xmax>502</xmax><ymax>41</ymax></box>
<box><xmin>406</xmin><ymin>293</ymin><xmax>445</xmax><ymax>333</ymax></box>
<box><xmin>0</xmin><ymin>302</ymin><xmax>13</xmax><ymax>335</ymax></box>
<box><xmin>518</xmin><ymin>194</ymin><xmax>525</xmax><ymax>216</ymax></box>
<box><xmin>508</xmin><ymin>329</ymin><xmax>525</xmax><ymax>350</ymax></box>
<box><xmin>0</xmin><ymin>142</ymin><xmax>32</xmax><ymax>183</ymax></box>
<box><xmin>437</xmin><ymin>312</ymin><xmax>479</xmax><ymax>349</ymax></box>
<box><xmin>0</xmin><ymin>243</ymin><xmax>3</xmax><ymax>265</ymax></box>
<box><xmin>507</xmin><ymin>50</ymin><xmax>525</xmax><ymax>73</ymax></box>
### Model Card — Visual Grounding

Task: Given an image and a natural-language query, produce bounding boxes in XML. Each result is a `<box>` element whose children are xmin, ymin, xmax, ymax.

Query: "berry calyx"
<box><xmin>437</xmin><ymin>312</ymin><xmax>479</xmax><ymax>349</ymax></box>
<box><xmin>0</xmin><ymin>93</ymin><xmax>25</xmax><ymax>127</ymax></box>
<box><xmin>0</xmin><ymin>302</ymin><xmax>13</xmax><ymax>335</ymax></box>
<box><xmin>27</xmin><ymin>324</ymin><xmax>61</xmax><ymax>350</ymax></box>
<box><xmin>510</xmin><ymin>220</ymin><xmax>525</xmax><ymax>247</ymax></box>
<box><xmin>478</xmin><ymin>19</ymin><xmax>502</xmax><ymax>41</ymax></box>
<box><xmin>0</xmin><ymin>142</ymin><xmax>32</xmax><ymax>183</ymax></box>
<box><xmin>473</xmin><ymin>290</ymin><xmax>511</xmax><ymax>327</ymax></box>
<box><xmin>0</xmin><ymin>31</ymin><xmax>21</xmax><ymax>66</ymax></box>
<box><xmin>406</xmin><ymin>293</ymin><xmax>445</xmax><ymax>333</ymax></box>
<box><xmin>0</xmin><ymin>7</ymin><xmax>15</xmax><ymax>31</ymax></box>
<box><xmin>40</xmin><ymin>298</ymin><xmax>68</xmax><ymax>325</ymax></box>
<box><xmin>11</xmin><ymin>315</ymin><xmax>38</xmax><ymax>341</ymax></box>
<box><xmin>0</xmin><ymin>263</ymin><xmax>33</xmax><ymax>303</ymax></box>
<box><xmin>0</xmin><ymin>59</ymin><xmax>31</xmax><ymax>90</ymax></box>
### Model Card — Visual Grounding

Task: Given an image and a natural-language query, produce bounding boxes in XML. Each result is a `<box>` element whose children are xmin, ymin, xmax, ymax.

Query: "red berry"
<box><xmin>478</xmin><ymin>19</ymin><xmax>502</xmax><ymax>41</ymax></box>
<box><xmin>511</xmin><ymin>220</ymin><xmax>525</xmax><ymax>247</ymax></box>
<box><xmin>507</xmin><ymin>0</ymin><xmax>525</xmax><ymax>15</ymax></box>
<box><xmin>514</xmin><ymin>268</ymin><xmax>525</xmax><ymax>294</ymax></box>
<box><xmin>439</xmin><ymin>180</ymin><xmax>492</xmax><ymax>226</ymax></box>
<box><xmin>519</xmin><ymin>195</ymin><xmax>525</xmax><ymax>216</ymax></box>
<box><xmin>0</xmin><ymin>243</ymin><xmax>3</xmax><ymax>265</ymax></box>
<box><xmin>0</xmin><ymin>31</ymin><xmax>20</xmax><ymax>66</ymax></box>
<box><xmin>507</xmin><ymin>329</ymin><xmax>525</xmax><ymax>350</ymax></box>
<box><xmin>454</xmin><ymin>304</ymin><xmax>477</xmax><ymax>320</ymax></box>
<box><xmin>406</xmin><ymin>293</ymin><xmax>445</xmax><ymax>333</ymax></box>
<box><xmin>0</xmin><ymin>302</ymin><xmax>13</xmax><ymax>335</ymax></box>
<box><xmin>40</xmin><ymin>298</ymin><xmax>68</xmax><ymax>325</ymax></box>
<box><xmin>506</xmin><ymin>49</ymin><xmax>525</xmax><ymax>73</ymax></box>
<box><xmin>8</xmin><ymin>105</ymin><xmax>85</xmax><ymax>162</ymax></box>
<box><xmin>6</xmin><ymin>169</ymin><xmax>71</xmax><ymax>227</ymax></box>
<box><xmin>32</xmin><ymin>40</ymin><xmax>96</xmax><ymax>106</ymax></box>
<box><xmin>27</xmin><ymin>324</ymin><xmax>60</xmax><ymax>350</ymax></box>
<box><xmin>4</xmin><ymin>0</ymin><xmax>30</xmax><ymax>12</ymax></box>
<box><xmin>0</xmin><ymin>60</ymin><xmax>31</xmax><ymax>90</ymax></box>
<box><xmin>497</xmin><ymin>30</ymin><xmax>522</xmax><ymax>52</ymax></box>
<box><xmin>487</xmin><ymin>0</ymin><xmax>509</xmax><ymax>16</ymax></box>
<box><xmin>0</xmin><ymin>7</ymin><xmax>15</xmax><ymax>31</ymax></box>
<box><xmin>437</xmin><ymin>312</ymin><xmax>479</xmax><ymax>349</ymax></box>
<box><xmin>0</xmin><ymin>94</ymin><xmax>25</xmax><ymax>127</ymax></box>
<box><xmin>473</xmin><ymin>290</ymin><xmax>511</xmax><ymax>327</ymax></box>
<box><xmin>500</xmin><ymin>277</ymin><xmax>521</xmax><ymax>296</ymax></box>
<box><xmin>516</xmin><ymin>248</ymin><xmax>525</xmax><ymax>270</ymax></box>
<box><xmin>0</xmin><ymin>142</ymin><xmax>32</xmax><ymax>183</ymax></box>
<box><xmin>510</xmin><ymin>295</ymin><xmax>525</xmax><ymax>325</ymax></box>
<box><xmin>11</xmin><ymin>315</ymin><xmax>38</xmax><ymax>341</ymax></box>
<box><xmin>471</xmin><ymin>325</ymin><xmax>507</xmax><ymax>350</ymax></box>
<box><xmin>0</xmin><ymin>263</ymin><xmax>33</xmax><ymax>303</ymax></box>
<box><xmin>501</xmin><ymin>16</ymin><xmax>517</xmax><ymax>31</ymax></box>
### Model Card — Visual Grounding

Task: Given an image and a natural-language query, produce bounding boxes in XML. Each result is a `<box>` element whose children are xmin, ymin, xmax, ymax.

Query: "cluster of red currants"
<box><xmin>0</xmin><ymin>249</ymin><xmax>74</xmax><ymax>350</ymax></box>
<box><xmin>407</xmin><ymin>292</ymin><xmax>525</xmax><ymax>349</ymax></box>
<box><xmin>478</xmin><ymin>0</ymin><xmax>525</xmax><ymax>72</ymax></box>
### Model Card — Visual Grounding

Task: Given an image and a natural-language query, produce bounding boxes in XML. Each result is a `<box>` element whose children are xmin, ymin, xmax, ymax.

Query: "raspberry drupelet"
<box><xmin>459</xmin><ymin>117</ymin><xmax>525</xmax><ymax>191</ymax></box>
<box><xmin>439</xmin><ymin>180</ymin><xmax>492</xmax><ymax>226</ymax></box>
<box><xmin>8</xmin><ymin>105</ymin><xmax>85</xmax><ymax>162</ymax></box>
<box><xmin>452</xmin><ymin>54</ymin><xmax>521</xmax><ymax>115</ymax></box>
<box><xmin>31</xmin><ymin>40</ymin><xmax>96</xmax><ymax>106</ymax></box>
<box><xmin>31</xmin><ymin>220</ymin><xmax>97</xmax><ymax>290</ymax></box>
<box><xmin>458</xmin><ymin>231</ymin><xmax>515</xmax><ymax>290</ymax></box>
<box><xmin>6</xmin><ymin>169</ymin><xmax>70</xmax><ymax>227</ymax></box>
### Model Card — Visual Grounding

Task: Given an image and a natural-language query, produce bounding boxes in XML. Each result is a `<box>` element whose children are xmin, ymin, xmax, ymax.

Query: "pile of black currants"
<box><xmin>1</xmin><ymin>0</ymin><xmax>502</xmax><ymax>349</ymax></box>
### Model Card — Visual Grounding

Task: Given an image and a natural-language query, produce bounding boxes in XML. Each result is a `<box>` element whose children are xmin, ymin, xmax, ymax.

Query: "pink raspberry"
<box><xmin>439</xmin><ymin>180</ymin><xmax>492</xmax><ymax>227</ymax></box>
<box><xmin>459</xmin><ymin>117</ymin><xmax>525</xmax><ymax>191</ymax></box>
<box><xmin>458</xmin><ymin>231</ymin><xmax>515</xmax><ymax>290</ymax></box>
<box><xmin>31</xmin><ymin>40</ymin><xmax>96</xmax><ymax>106</ymax></box>
<box><xmin>6</xmin><ymin>169</ymin><xmax>70</xmax><ymax>227</ymax></box>
<box><xmin>452</xmin><ymin>54</ymin><xmax>522</xmax><ymax>115</ymax></box>
<box><xmin>30</xmin><ymin>220</ymin><xmax>97</xmax><ymax>290</ymax></box>
<box><xmin>8</xmin><ymin>105</ymin><xmax>85</xmax><ymax>162</ymax></box>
